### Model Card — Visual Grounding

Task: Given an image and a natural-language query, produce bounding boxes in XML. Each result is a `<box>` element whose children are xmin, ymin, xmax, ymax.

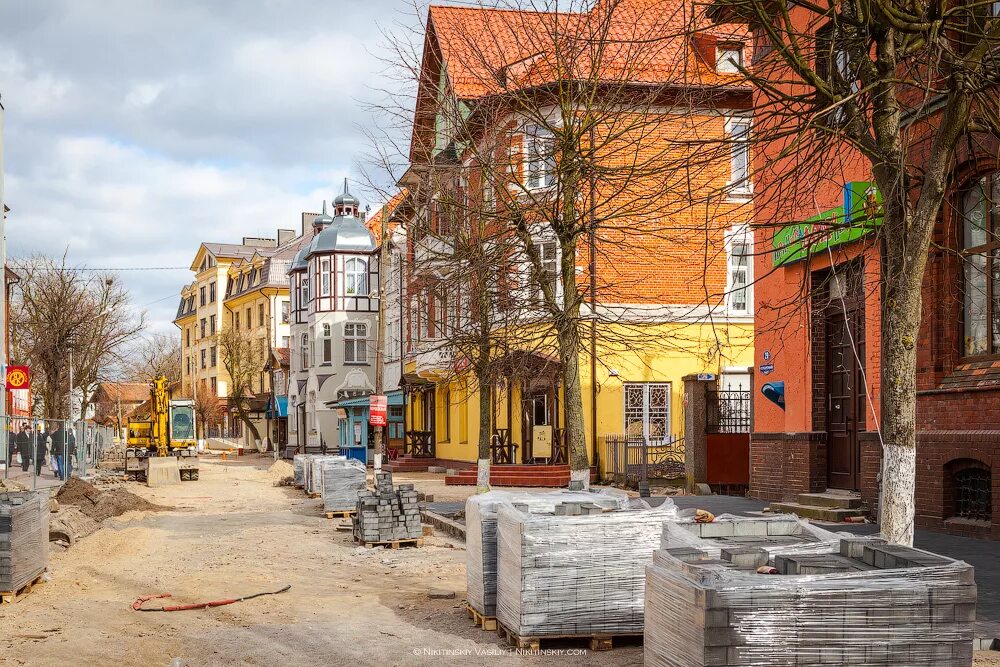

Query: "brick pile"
<box><xmin>292</xmin><ymin>454</ymin><xmax>306</xmax><ymax>487</ymax></box>
<box><xmin>320</xmin><ymin>458</ymin><xmax>367</xmax><ymax>513</ymax></box>
<box><xmin>0</xmin><ymin>491</ymin><xmax>49</xmax><ymax>593</ymax></box>
<box><xmin>352</xmin><ymin>471</ymin><xmax>421</xmax><ymax>544</ymax></box>
<box><xmin>495</xmin><ymin>500</ymin><xmax>677</xmax><ymax>638</ymax></box>
<box><xmin>646</xmin><ymin>518</ymin><xmax>976</xmax><ymax>666</ymax></box>
<box><xmin>304</xmin><ymin>455</ymin><xmax>345</xmax><ymax>495</ymax></box>
<box><xmin>466</xmin><ymin>490</ymin><xmax>629</xmax><ymax>619</ymax></box>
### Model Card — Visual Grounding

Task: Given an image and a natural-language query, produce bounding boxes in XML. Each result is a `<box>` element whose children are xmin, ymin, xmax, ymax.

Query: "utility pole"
<box><xmin>372</xmin><ymin>207</ymin><xmax>391</xmax><ymax>474</ymax></box>
<box><xmin>0</xmin><ymin>95</ymin><xmax>7</xmax><ymax>465</ymax></box>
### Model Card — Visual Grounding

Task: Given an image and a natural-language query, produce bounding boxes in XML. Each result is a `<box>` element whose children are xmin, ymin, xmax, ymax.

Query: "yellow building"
<box><xmin>176</xmin><ymin>222</ymin><xmax>311</xmax><ymax>448</ymax></box>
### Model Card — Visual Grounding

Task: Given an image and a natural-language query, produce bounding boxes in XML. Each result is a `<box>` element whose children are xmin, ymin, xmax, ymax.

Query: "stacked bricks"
<box><xmin>320</xmin><ymin>458</ymin><xmax>367</xmax><ymax>513</ymax></box>
<box><xmin>304</xmin><ymin>455</ymin><xmax>345</xmax><ymax>495</ymax></box>
<box><xmin>0</xmin><ymin>491</ymin><xmax>49</xmax><ymax>593</ymax></box>
<box><xmin>293</xmin><ymin>454</ymin><xmax>306</xmax><ymax>487</ymax></box>
<box><xmin>352</xmin><ymin>471</ymin><xmax>422</xmax><ymax>544</ymax></box>
<box><xmin>494</xmin><ymin>499</ymin><xmax>677</xmax><ymax>638</ymax></box>
<box><xmin>466</xmin><ymin>490</ymin><xmax>629</xmax><ymax>619</ymax></box>
<box><xmin>646</xmin><ymin>517</ymin><xmax>976</xmax><ymax>667</ymax></box>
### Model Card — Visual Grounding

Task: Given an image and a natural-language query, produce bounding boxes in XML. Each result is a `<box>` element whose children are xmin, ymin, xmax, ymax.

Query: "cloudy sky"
<box><xmin>0</xmin><ymin>0</ymin><xmax>418</xmax><ymax>334</ymax></box>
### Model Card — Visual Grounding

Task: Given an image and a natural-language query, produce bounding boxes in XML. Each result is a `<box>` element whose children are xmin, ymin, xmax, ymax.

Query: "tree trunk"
<box><xmin>476</xmin><ymin>375</ymin><xmax>492</xmax><ymax>493</ymax></box>
<box><xmin>235</xmin><ymin>406</ymin><xmax>262</xmax><ymax>448</ymax></box>
<box><xmin>879</xmin><ymin>240</ymin><xmax>923</xmax><ymax>546</ymax></box>
<box><xmin>556</xmin><ymin>320</ymin><xmax>589</xmax><ymax>488</ymax></box>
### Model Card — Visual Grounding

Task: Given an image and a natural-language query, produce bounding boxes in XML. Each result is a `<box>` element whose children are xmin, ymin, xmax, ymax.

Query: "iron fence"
<box><xmin>602</xmin><ymin>434</ymin><xmax>685</xmax><ymax>491</ymax></box>
<box><xmin>0</xmin><ymin>416</ymin><xmax>116</xmax><ymax>491</ymax></box>
<box><xmin>706</xmin><ymin>389</ymin><xmax>752</xmax><ymax>433</ymax></box>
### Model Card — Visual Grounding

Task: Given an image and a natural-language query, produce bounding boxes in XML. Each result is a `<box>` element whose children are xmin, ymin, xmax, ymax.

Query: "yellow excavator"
<box><xmin>125</xmin><ymin>376</ymin><xmax>199</xmax><ymax>484</ymax></box>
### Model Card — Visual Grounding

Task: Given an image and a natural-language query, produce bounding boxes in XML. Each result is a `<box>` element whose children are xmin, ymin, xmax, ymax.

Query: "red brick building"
<box><xmin>738</xmin><ymin>11</ymin><xmax>1000</xmax><ymax>537</ymax></box>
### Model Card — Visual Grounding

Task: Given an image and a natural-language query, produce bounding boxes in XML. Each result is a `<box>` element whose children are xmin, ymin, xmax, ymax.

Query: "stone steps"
<box><xmin>770</xmin><ymin>501</ymin><xmax>865</xmax><ymax>523</ymax></box>
<box><xmin>796</xmin><ymin>492</ymin><xmax>862</xmax><ymax>509</ymax></box>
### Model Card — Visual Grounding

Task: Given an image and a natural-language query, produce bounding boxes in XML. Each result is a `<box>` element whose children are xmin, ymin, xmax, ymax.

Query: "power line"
<box><xmin>7</xmin><ymin>265</ymin><xmax>189</xmax><ymax>272</ymax></box>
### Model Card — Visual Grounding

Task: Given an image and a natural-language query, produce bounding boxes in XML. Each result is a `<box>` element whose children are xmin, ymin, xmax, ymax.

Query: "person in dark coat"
<box><xmin>14</xmin><ymin>423</ymin><xmax>31</xmax><ymax>472</ymax></box>
<box><xmin>35</xmin><ymin>424</ymin><xmax>48</xmax><ymax>476</ymax></box>
<box><xmin>51</xmin><ymin>423</ymin><xmax>74</xmax><ymax>480</ymax></box>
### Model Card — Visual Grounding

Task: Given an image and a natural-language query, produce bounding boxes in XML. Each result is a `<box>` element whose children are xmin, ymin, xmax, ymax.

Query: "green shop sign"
<box><xmin>772</xmin><ymin>181</ymin><xmax>882</xmax><ymax>267</ymax></box>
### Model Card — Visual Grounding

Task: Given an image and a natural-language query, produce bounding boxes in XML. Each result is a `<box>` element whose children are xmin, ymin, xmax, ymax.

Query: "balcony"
<box><xmin>408</xmin><ymin>342</ymin><xmax>454</xmax><ymax>379</ymax></box>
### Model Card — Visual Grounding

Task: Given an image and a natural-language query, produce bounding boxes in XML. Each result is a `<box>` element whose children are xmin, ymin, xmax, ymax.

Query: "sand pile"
<box><xmin>268</xmin><ymin>459</ymin><xmax>295</xmax><ymax>486</ymax></box>
<box><xmin>0</xmin><ymin>477</ymin><xmax>27</xmax><ymax>492</ymax></box>
<box><xmin>56</xmin><ymin>478</ymin><xmax>167</xmax><ymax>522</ymax></box>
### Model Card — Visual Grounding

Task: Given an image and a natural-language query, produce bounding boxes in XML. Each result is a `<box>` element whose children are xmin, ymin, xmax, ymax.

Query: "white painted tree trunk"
<box><xmin>476</xmin><ymin>458</ymin><xmax>491</xmax><ymax>494</ymax></box>
<box><xmin>570</xmin><ymin>467</ymin><xmax>590</xmax><ymax>491</ymax></box>
<box><xmin>880</xmin><ymin>442</ymin><xmax>915</xmax><ymax>545</ymax></box>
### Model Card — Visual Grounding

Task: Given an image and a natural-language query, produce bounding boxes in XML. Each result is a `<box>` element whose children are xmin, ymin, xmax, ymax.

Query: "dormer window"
<box><xmin>345</xmin><ymin>258</ymin><xmax>368</xmax><ymax>296</ymax></box>
<box><xmin>716</xmin><ymin>44</ymin><xmax>743</xmax><ymax>74</ymax></box>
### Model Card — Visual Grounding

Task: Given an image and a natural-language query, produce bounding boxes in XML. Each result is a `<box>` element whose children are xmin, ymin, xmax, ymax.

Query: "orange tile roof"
<box><xmin>365</xmin><ymin>189</ymin><xmax>409</xmax><ymax>237</ymax></box>
<box><xmin>427</xmin><ymin>0</ymin><xmax>748</xmax><ymax>100</ymax></box>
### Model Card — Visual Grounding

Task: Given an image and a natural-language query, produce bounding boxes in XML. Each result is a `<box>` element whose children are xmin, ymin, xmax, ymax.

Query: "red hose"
<box><xmin>131</xmin><ymin>585</ymin><xmax>291</xmax><ymax>612</ymax></box>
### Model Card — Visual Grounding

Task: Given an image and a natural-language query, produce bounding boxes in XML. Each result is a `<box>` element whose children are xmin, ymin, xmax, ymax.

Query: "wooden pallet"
<box><xmin>0</xmin><ymin>574</ymin><xmax>44</xmax><ymax>605</ymax></box>
<box><xmin>354</xmin><ymin>537</ymin><xmax>423</xmax><ymax>550</ymax></box>
<box><xmin>466</xmin><ymin>603</ymin><xmax>497</xmax><ymax>631</ymax></box>
<box><xmin>496</xmin><ymin>622</ymin><xmax>639</xmax><ymax>651</ymax></box>
<box><xmin>325</xmin><ymin>510</ymin><xmax>356</xmax><ymax>519</ymax></box>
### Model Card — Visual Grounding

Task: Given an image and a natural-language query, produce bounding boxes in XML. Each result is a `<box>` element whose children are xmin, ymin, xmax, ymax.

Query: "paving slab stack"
<box><xmin>645</xmin><ymin>515</ymin><xmax>976</xmax><ymax>666</ymax></box>
<box><xmin>353</xmin><ymin>471</ymin><xmax>422</xmax><ymax>544</ymax></box>
<box><xmin>293</xmin><ymin>454</ymin><xmax>306</xmax><ymax>487</ymax></box>
<box><xmin>304</xmin><ymin>455</ymin><xmax>345</xmax><ymax>495</ymax></box>
<box><xmin>494</xmin><ymin>498</ymin><xmax>678</xmax><ymax>639</ymax></box>
<box><xmin>0</xmin><ymin>491</ymin><xmax>49</xmax><ymax>593</ymax></box>
<box><xmin>466</xmin><ymin>489</ymin><xmax>630</xmax><ymax>619</ymax></box>
<box><xmin>320</xmin><ymin>458</ymin><xmax>367</xmax><ymax>513</ymax></box>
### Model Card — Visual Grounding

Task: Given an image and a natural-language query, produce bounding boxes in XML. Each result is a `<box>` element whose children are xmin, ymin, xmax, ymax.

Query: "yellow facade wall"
<box><xmin>412</xmin><ymin>320</ymin><xmax>754</xmax><ymax>474</ymax></box>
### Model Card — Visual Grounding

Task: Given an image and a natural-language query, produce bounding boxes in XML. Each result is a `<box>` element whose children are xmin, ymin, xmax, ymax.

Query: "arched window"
<box><xmin>345</xmin><ymin>258</ymin><xmax>368</xmax><ymax>296</ymax></box>
<box><xmin>300</xmin><ymin>333</ymin><xmax>309</xmax><ymax>371</ymax></box>
<box><xmin>961</xmin><ymin>172</ymin><xmax>999</xmax><ymax>356</ymax></box>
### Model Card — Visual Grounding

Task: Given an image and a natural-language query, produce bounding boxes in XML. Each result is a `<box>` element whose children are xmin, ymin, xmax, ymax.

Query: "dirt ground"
<box><xmin>0</xmin><ymin>454</ymin><xmax>995</xmax><ymax>666</ymax></box>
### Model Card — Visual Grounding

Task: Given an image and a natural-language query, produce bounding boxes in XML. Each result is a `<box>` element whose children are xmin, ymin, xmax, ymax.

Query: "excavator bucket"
<box><xmin>146</xmin><ymin>457</ymin><xmax>182</xmax><ymax>487</ymax></box>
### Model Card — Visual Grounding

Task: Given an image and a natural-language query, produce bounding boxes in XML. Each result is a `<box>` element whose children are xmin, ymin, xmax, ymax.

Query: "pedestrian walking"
<box><xmin>14</xmin><ymin>423</ymin><xmax>31</xmax><ymax>473</ymax></box>
<box><xmin>51</xmin><ymin>423</ymin><xmax>74</xmax><ymax>481</ymax></box>
<box><xmin>6</xmin><ymin>425</ymin><xmax>15</xmax><ymax>469</ymax></box>
<box><xmin>34</xmin><ymin>424</ymin><xmax>48</xmax><ymax>476</ymax></box>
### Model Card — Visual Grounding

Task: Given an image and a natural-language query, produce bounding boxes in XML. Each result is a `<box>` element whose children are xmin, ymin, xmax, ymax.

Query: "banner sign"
<box><xmin>6</xmin><ymin>366</ymin><xmax>30</xmax><ymax>391</ymax></box>
<box><xmin>369</xmin><ymin>394</ymin><xmax>388</xmax><ymax>426</ymax></box>
<box><xmin>772</xmin><ymin>182</ymin><xmax>883</xmax><ymax>267</ymax></box>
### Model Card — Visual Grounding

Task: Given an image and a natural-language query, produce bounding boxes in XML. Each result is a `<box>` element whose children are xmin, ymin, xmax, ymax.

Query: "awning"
<box><xmin>331</xmin><ymin>390</ymin><xmax>404</xmax><ymax>410</ymax></box>
<box><xmin>266</xmin><ymin>396</ymin><xmax>288</xmax><ymax>419</ymax></box>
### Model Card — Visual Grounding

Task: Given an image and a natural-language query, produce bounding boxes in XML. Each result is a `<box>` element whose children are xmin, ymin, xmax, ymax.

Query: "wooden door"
<box><xmin>825</xmin><ymin>305</ymin><xmax>865</xmax><ymax>490</ymax></box>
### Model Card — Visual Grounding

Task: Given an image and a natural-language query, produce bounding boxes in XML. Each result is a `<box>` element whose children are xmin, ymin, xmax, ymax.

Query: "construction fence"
<box><xmin>0</xmin><ymin>416</ymin><xmax>115</xmax><ymax>491</ymax></box>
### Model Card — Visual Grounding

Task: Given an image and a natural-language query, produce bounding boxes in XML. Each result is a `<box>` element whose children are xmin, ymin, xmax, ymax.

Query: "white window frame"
<box><xmin>320</xmin><ymin>258</ymin><xmax>331</xmax><ymax>296</ymax></box>
<box><xmin>716</xmin><ymin>45</ymin><xmax>743</xmax><ymax>74</ymax></box>
<box><xmin>344</xmin><ymin>257</ymin><xmax>368</xmax><ymax>296</ymax></box>
<box><xmin>300</xmin><ymin>333</ymin><xmax>309</xmax><ymax>371</ymax></box>
<box><xmin>623</xmin><ymin>382</ymin><xmax>672</xmax><ymax>444</ymax></box>
<box><xmin>725</xmin><ymin>116</ymin><xmax>752</xmax><ymax>198</ymax></box>
<box><xmin>725</xmin><ymin>226</ymin><xmax>753</xmax><ymax>316</ymax></box>
<box><xmin>524</xmin><ymin>123</ymin><xmax>555</xmax><ymax>190</ymax></box>
<box><xmin>321</xmin><ymin>322</ymin><xmax>333</xmax><ymax>365</ymax></box>
<box><xmin>344</xmin><ymin>322</ymin><xmax>369</xmax><ymax>364</ymax></box>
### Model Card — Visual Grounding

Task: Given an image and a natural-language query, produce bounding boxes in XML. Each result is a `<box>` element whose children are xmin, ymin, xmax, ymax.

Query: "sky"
<box><xmin>0</xmin><ymin>0</ymin><xmax>418</xmax><ymax>335</ymax></box>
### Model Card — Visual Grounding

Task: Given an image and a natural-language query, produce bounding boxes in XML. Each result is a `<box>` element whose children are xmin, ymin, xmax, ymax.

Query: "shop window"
<box><xmin>946</xmin><ymin>459</ymin><xmax>992</xmax><ymax>522</ymax></box>
<box><xmin>960</xmin><ymin>172</ymin><xmax>1000</xmax><ymax>357</ymax></box>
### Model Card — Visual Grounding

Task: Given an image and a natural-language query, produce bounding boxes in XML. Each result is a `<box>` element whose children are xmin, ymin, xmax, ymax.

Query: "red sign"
<box><xmin>6</xmin><ymin>366</ymin><xmax>30</xmax><ymax>391</ymax></box>
<box><xmin>369</xmin><ymin>394</ymin><xmax>388</xmax><ymax>426</ymax></box>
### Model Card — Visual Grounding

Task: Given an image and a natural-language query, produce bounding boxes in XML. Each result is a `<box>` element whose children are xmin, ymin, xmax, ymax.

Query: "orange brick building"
<box><xmin>391</xmin><ymin>0</ymin><xmax>759</xmax><ymax>484</ymax></box>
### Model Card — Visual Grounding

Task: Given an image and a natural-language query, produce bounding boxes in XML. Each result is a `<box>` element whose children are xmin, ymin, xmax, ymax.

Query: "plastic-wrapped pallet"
<box><xmin>466</xmin><ymin>489</ymin><xmax>629</xmax><ymax>619</ymax></box>
<box><xmin>321</xmin><ymin>458</ymin><xmax>367</xmax><ymax>512</ymax></box>
<box><xmin>306</xmin><ymin>455</ymin><xmax>345</xmax><ymax>495</ymax></box>
<box><xmin>645</xmin><ymin>525</ymin><xmax>976</xmax><ymax>666</ymax></box>
<box><xmin>661</xmin><ymin>513</ymin><xmax>842</xmax><ymax>559</ymax></box>
<box><xmin>495</xmin><ymin>499</ymin><xmax>677</xmax><ymax>638</ymax></box>
<box><xmin>293</xmin><ymin>454</ymin><xmax>307</xmax><ymax>487</ymax></box>
<box><xmin>0</xmin><ymin>491</ymin><xmax>49</xmax><ymax>593</ymax></box>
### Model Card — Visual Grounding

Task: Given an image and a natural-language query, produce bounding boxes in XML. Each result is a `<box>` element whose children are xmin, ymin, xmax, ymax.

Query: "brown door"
<box><xmin>825</xmin><ymin>305</ymin><xmax>866</xmax><ymax>490</ymax></box>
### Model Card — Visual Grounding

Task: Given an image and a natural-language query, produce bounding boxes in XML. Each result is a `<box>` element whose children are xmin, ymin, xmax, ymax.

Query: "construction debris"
<box><xmin>56</xmin><ymin>478</ymin><xmax>167</xmax><ymax>522</ymax></box>
<box><xmin>0</xmin><ymin>491</ymin><xmax>49</xmax><ymax>595</ymax></box>
<box><xmin>495</xmin><ymin>499</ymin><xmax>677</xmax><ymax>640</ymax></box>
<box><xmin>321</xmin><ymin>458</ymin><xmax>366</xmax><ymax>513</ymax></box>
<box><xmin>466</xmin><ymin>489</ymin><xmax>629</xmax><ymax>619</ymax></box>
<box><xmin>645</xmin><ymin>517</ymin><xmax>976</xmax><ymax>666</ymax></box>
<box><xmin>353</xmin><ymin>471</ymin><xmax>421</xmax><ymax>545</ymax></box>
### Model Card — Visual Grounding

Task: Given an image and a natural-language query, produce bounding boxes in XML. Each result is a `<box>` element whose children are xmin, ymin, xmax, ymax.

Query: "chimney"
<box><xmin>277</xmin><ymin>229</ymin><xmax>296</xmax><ymax>245</ymax></box>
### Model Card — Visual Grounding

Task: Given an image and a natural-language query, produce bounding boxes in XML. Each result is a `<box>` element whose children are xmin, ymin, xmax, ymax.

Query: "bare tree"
<box><xmin>371</xmin><ymin>0</ymin><xmax>755</xmax><ymax>490</ymax></box>
<box><xmin>9</xmin><ymin>255</ymin><xmax>145</xmax><ymax>419</ymax></box>
<box><xmin>699</xmin><ymin>0</ymin><xmax>1000</xmax><ymax>544</ymax></box>
<box><xmin>217</xmin><ymin>326</ymin><xmax>265</xmax><ymax>445</ymax></box>
<box><xmin>124</xmin><ymin>334</ymin><xmax>182</xmax><ymax>384</ymax></box>
<box><xmin>194</xmin><ymin>390</ymin><xmax>223</xmax><ymax>440</ymax></box>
